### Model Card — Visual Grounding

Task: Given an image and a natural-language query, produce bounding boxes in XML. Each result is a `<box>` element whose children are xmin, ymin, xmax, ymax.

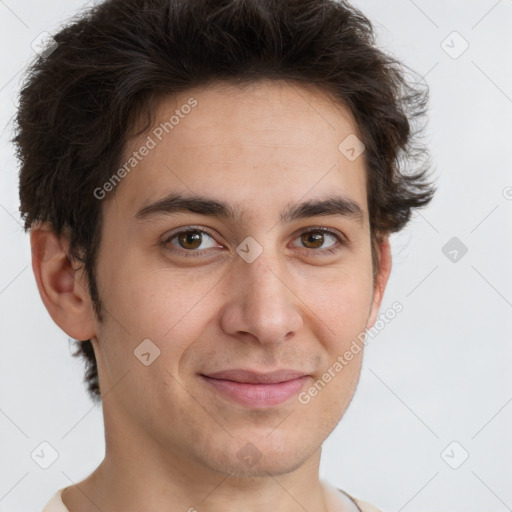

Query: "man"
<box><xmin>14</xmin><ymin>0</ymin><xmax>435</xmax><ymax>510</ymax></box>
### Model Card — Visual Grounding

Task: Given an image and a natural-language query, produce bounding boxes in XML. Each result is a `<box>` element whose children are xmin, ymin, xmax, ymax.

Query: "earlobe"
<box><xmin>30</xmin><ymin>223</ymin><xmax>96</xmax><ymax>341</ymax></box>
<box><xmin>366</xmin><ymin>236</ymin><xmax>392</xmax><ymax>329</ymax></box>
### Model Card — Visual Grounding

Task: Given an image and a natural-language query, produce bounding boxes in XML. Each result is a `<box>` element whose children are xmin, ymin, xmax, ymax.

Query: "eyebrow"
<box><xmin>135</xmin><ymin>192</ymin><xmax>365</xmax><ymax>225</ymax></box>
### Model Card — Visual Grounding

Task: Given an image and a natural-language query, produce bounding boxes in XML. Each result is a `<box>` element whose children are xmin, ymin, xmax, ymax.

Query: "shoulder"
<box><xmin>41</xmin><ymin>488</ymin><xmax>70</xmax><ymax>512</ymax></box>
<box><xmin>352</xmin><ymin>497</ymin><xmax>384</xmax><ymax>512</ymax></box>
<box><xmin>326</xmin><ymin>481</ymin><xmax>384</xmax><ymax>512</ymax></box>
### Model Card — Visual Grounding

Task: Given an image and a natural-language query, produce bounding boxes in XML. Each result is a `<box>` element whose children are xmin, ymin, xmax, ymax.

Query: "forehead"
<box><xmin>110</xmin><ymin>80</ymin><xmax>368</xmax><ymax>221</ymax></box>
<box><xmin>149</xmin><ymin>79</ymin><xmax>362</xmax><ymax>147</ymax></box>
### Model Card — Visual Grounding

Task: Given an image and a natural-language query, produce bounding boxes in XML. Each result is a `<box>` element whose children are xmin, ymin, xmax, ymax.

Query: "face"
<box><xmin>87</xmin><ymin>80</ymin><xmax>390</xmax><ymax>478</ymax></box>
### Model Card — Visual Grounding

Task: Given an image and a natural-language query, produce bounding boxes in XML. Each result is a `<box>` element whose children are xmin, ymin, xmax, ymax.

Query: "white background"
<box><xmin>1</xmin><ymin>1</ymin><xmax>511</xmax><ymax>511</ymax></box>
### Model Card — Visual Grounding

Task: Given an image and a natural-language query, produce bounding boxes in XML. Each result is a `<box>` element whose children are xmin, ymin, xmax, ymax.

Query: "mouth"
<box><xmin>199</xmin><ymin>369</ymin><xmax>311</xmax><ymax>408</ymax></box>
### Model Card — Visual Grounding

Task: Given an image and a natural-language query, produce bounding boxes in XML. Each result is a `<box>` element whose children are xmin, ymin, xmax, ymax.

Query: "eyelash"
<box><xmin>161</xmin><ymin>225</ymin><xmax>346</xmax><ymax>258</ymax></box>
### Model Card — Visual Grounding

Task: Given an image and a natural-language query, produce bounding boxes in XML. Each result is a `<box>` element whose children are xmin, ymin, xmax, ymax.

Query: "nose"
<box><xmin>218</xmin><ymin>250</ymin><xmax>304</xmax><ymax>345</ymax></box>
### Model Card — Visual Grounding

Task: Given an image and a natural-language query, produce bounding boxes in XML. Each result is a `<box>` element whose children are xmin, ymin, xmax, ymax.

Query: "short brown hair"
<box><xmin>13</xmin><ymin>0</ymin><xmax>435</xmax><ymax>402</ymax></box>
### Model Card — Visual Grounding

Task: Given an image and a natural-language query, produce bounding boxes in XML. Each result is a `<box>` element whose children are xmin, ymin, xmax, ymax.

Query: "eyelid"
<box><xmin>161</xmin><ymin>225</ymin><xmax>222</xmax><ymax>248</ymax></box>
<box><xmin>291</xmin><ymin>226</ymin><xmax>346</xmax><ymax>253</ymax></box>
<box><xmin>296</xmin><ymin>225</ymin><xmax>346</xmax><ymax>242</ymax></box>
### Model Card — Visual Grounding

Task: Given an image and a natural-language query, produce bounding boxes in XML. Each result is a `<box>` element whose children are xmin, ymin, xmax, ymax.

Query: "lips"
<box><xmin>202</xmin><ymin>369</ymin><xmax>307</xmax><ymax>384</ymax></box>
<box><xmin>200</xmin><ymin>369</ymin><xmax>311</xmax><ymax>408</ymax></box>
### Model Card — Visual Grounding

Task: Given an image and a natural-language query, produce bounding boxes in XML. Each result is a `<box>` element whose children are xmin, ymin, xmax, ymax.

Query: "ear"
<box><xmin>366</xmin><ymin>236</ymin><xmax>392</xmax><ymax>329</ymax></box>
<box><xmin>30</xmin><ymin>223</ymin><xmax>97</xmax><ymax>341</ymax></box>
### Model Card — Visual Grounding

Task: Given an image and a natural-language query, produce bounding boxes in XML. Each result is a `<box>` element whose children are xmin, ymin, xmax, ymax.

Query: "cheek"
<box><xmin>136</xmin><ymin>271</ymin><xmax>221</xmax><ymax>334</ymax></box>
<box><xmin>100</xmin><ymin>242</ymin><xmax>217</xmax><ymax>326</ymax></box>
<box><xmin>299</xmin><ymin>280</ymin><xmax>369</xmax><ymax>408</ymax></box>
<box><xmin>94</xmin><ymin>269</ymin><xmax>217</xmax><ymax>410</ymax></box>
<box><xmin>99</xmin><ymin>262</ymin><xmax>222</xmax><ymax>372</ymax></box>
<box><xmin>302</xmin><ymin>265</ymin><xmax>374</xmax><ymax>341</ymax></box>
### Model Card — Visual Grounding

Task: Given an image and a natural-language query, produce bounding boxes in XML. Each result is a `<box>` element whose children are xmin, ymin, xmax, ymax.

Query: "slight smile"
<box><xmin>200</xmin><ymin>369</ymin><xmax>312</xmax><ymax>408</ymax></box>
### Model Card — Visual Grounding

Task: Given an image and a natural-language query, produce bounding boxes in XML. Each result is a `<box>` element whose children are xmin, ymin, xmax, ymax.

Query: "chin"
<box><xmin>198</xmin><ymin>435</ymin><xmax>320</xmax><ymax>479</ymax></box>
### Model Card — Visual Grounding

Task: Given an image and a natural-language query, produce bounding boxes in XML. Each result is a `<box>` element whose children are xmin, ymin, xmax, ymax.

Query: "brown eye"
<box><xmin>163</xmin><ymin>228</ymin><xmax>219</xmax><ymax>255</ymax></box>
<box><xmin>177</xmin><ymin>231</ymin><xmax>203</xmax><ymax>250</ymax></box>
<box><xmin>300</xmin><ymin>231</ymin><xmax>325</xmax><ymax>249</ymax></box>
<box><xmin>293</xmin><ymin>228</ymin><xmax>341</xmax><ymax>252</ymax></box>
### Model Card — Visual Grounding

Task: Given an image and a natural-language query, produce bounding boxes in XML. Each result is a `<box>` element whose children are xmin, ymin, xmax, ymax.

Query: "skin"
<box><xmin>31</xmin><ymin>79</ymin><xmax>391</xmax><ymax>512</ymax></box>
